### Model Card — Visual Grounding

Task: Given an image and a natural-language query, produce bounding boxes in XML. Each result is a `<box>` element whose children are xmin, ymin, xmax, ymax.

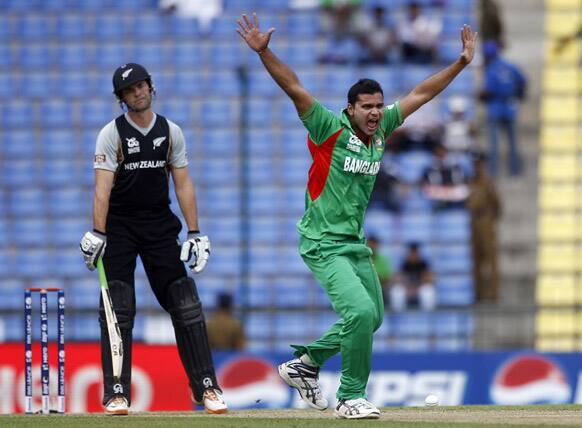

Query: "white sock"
<box><xmin>300</xmin><ymin>354</ymin><xmax>315</xmax><ymax>366</ymax></box>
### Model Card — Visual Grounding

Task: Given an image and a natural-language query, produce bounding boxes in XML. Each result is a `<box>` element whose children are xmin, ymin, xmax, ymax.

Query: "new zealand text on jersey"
<box><xmin>343</xmin><ymin>156</ymin><xmax>381</xmax><ymax>175</ymax></box>
<box><xmin>124</xmin><ymin>160</ymin><xmax>166</xmax><ymax>171</ymax></box>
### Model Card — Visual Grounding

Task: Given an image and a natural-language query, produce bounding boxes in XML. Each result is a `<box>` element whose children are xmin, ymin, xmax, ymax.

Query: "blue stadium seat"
<box><xmin>319</xmin><ymin>66</ymin><xmax>358</xmax><ymax>95</ymax></box>
<box><xmin>47</xmin><ymin>187</ymin><xmax>88</xmax><ymax>217</ymax></box>
<box><xmin>52</xmin><ymin>217</ymin><xmax>90</xmax><ymax>247</ymax></box>
<box><xmin>200</xmin><ymin>99</ymin><xmax>239</xmax><ymax>126</ymax></box>
<box><xmin>205</xmin><ymin>42</ymin><xmax>247</xmax><ymax>68</ymax></box>
<box><xmin>247</xmin><ymin>158</ymin><xmax>276</xmax><ymax>185</ymax></box>
<box><xmin>200</xmin><ymin>130</ymin><xmax>239</xmax><ymax>158</ymax></box>
<box><xmin>202</xmin><ymin>70</ymin><xmax>239</xmax><ymax>95</ymax></box>
<box><xmin>2</xmin><ymin>160</ymin><xmax>40</xmax><ymax>189</ymax></box>
<box><xmin>287</xmin><ymin>11</ymin><xmax>320</xmax><ymax>37</ymax></box>
<box><xmin>132</xmin><ymin>42</ymin><xmax>168</xmax><ymax>72</ymax></box>
<box><xmin>248</xmin><ymin>216</ymin><xmax>281</xmax><ymax>245</ymax></box>
<box><xmin>13</xmin><ymin>218</ymin><xmax>49</xmax><ymax>247</ymax></box>
<box><xmin>279</xmin><ymin>246</ymin><xmax>309</xmax><ymax>275</ymax></box>
<box><xmin>281</xmin><ymin>186</ymin><xmax>306</xmax><ymax>215</ymax></box>
<box><xmin>132</xmin><ymin>13</ymin><xmax>165</xmax><ymax>39</ymax></box>
<box><xmin>0</xmin><ymin>45</ymin><xmax>15</xmax><ymax>70</ymax></box>
<box><xmin>21</xmin><ymin>72</ymin><xmax>57</xmax><ymax>98</ymax></box>
<box><xmin>19</xmin><ymin>43</ymin><xmax>53</xmax><ymax>68</ymax></box>
<box><xmin>57</xmin><ymin>42</ymin><xmax>94</xmax><ymax>69</ymax></box>
<box><xmin>287</xmin><ymin>41</ymin><xmax>319</xmax><ymax>67</ymax></box>
<box><xmin>67</xmin><ymin>278</ymin><xmax>100</xmax><ymax>310</ymax></box>
<box><xmin>157</xmin><ymin>98</ymin><xmax>193</xmax><ymax>128</ymax></box>
<box><xmin>248</xmin><ymin>246</ymin><xmax>278</xmax><ymax>276</ymax></box>
<box><xmin>436</xmin><ymin>275</ymin><xmax>474</xmax><ymax>306</ymax></box>
<box><xmin>41</xmin><ymin>130</ymin><xmax>76</xmax><ymax>158</ymax></box>
<box><xmin>433</xmin><ymin>209</ymin><xmax>470</xmax><ymax>242</ymax></box>
<box><xmin>246</xmin><ymin>127</ymin><xmax>276</xmax><ymax>157</ymax></box>
<box><xmin>441</xmin><ymin>13</ymin><xmax>476</xmax><ymax>39</ymax></box>
<box><xmin>200</xmin><ymin>158</ymin><xmax>239</xmax><ymax>186</ymax></box>
<box><xmin>280</xmin><ymin>125</ymin><xmax>309</xmax><ymax>158</ymax></box>
<box><xmin>248</xmin><ymin>71</ymin><xmax>282</xmax><ymax>96</ymax></box>
<box><xmin>274</xmin><ymin>277</ymin><xmax>310</xmax><ymax>308</ymax></box>
<box><xmin>401</xmin><ymin>212</ymin><xmax>433</xmax><ymax>244</ymax></box>
<box><xmin>275</xmin><ymin>312</ymin><xmax>316</xmax><ymax>341</ymax></box>
<box><xmin>247</xmin><ymin>279</ymin><xmax>274</xmax><ymax>308</ymax></box>
<box><xmin>0</xmin><ymin>72</ymin><xmax>19</xmax><ymax>98</ymax></box>
<box><xmin>203</xmin><ymin>245</ymin><xmax>240</xmax><ymax>276</ymax></box>
<box><xmin>433</xmin><ymin>311</ymin><xmax>474</xmax><ymax>336</ymax></box>
<box><xmin>94</xmin><ymin>14</ymin><xmax>127</xmax><ymax>39</ymax></box>
<box><xmin>402</xmin><ymin>65</ymin><xmax>437</xmax><ymax>92</ymax></box>
<box><xmin>53</xmin><ymin>248</ymin><xmax>86</xmax><ymax>277</ymax></box>
<box><xmin>205</xmin><ymin>216</ymin><xmax>241</xmax><ymax>244</ymax></box>
<box><xmin>0</xmin><ymin>15</ymin><xmax>12</xmax><ymax>40</ymax></box>
<box><xmin>396</xmin><ymin>150</ymin><xmax>434</xmax><ymax>183</ymax></box>
<box><xmin>16</xmin><ymin>249</ymin><xmax>54</xmax><ymax>278</ymax></box>
<box><xmin>8</xmin><ymin>187</ymin><xmax>45</xmax><ymax>216</ymax></box>
<box><xmin>247</xmin><ymin>98</ymin><xmax>276</xmax><ymax>125</ymax></box>
<box><xmin>80</xmin><ymin>99</ymin><xmax>115</xmax><ymax>127</ymax></box>
<box><xmin>0</xmin><ymin>279</ymin><xmax>24</xmax><ymax>310</ymax></box>
<box><xmin>0</xmin><ymin>217</ymin><xmax>8</xmax><ymax>247</ymax></box>
<box><xmin>2</xmin><ymin>100</ymin><xmax>34</xmax><ymax>129</ymax></box>
<box><xmin>365</xmin><ymin>209</ymin><xmax>397</xmax><ymax>243</ymax></box>
<box><xmin>70</xmin><ymin>315</ymin><xmax>100</xmax><ymax>341</ymax></box>
<box><xmin>55</xmin><ymin>14</ymin><xmax>89</xmax><ymax>39</ymax></box>
<box><xmin>280</xmin><ymin>158</ymin><xmax>309</xmax><ymax>185</ymax></box>
<box><xmin>166</xmin><ymin>16</ymin><xmax>200</xmax><ymax>39</ymax></box>
<box><xmin>0</xmin><ymin>248</ymin><xmax>14</xmax><ymax>277</ymax></box>
<box><xmin>2</xmin><ymin>129</ymin><xmax>34</xmax><ymax>159</ymax></box>
<box><xmin>175</xmin><ymin>70</ymin><xmax>204</xmax><ymax>96</ymax></box>
<box><xmin>95</xmin><ymin>42</ymin><xmax>128</xmax><ymax>70</ymax></box>
<box><xmin>43</xmin><ymin>160</ymin><xmax>80</xmax><ymax>187</ymax></box>
<box><xmin>135</xmin><ymin>280</ymin><xmax>159</xmax><ymax>310</ymax></box>
<box><xmin>17</xmin><ymin>14</ymin><xmax>51</xmax><ymax>40</ymax></box>
<box><xmin>279</xmin><ymin>99</ymin><xmax>301</xmax><ymax>125</ymax></box>
<box><xmin>246</xmin><ymin>313</ymin><xmax>274</xmax><ymax>339</ymax></box>
<box><xmin>432</xmin><ymin>244</ymin><xmax>472</xmax><ymax>274</ymax></box>
<box><xmin>248</xmin><ymin>186</ymin><xmax>283</xmax><ymax>215</ymax></box>
<box><xmin>40</xmin><ymin>100</ymin><xmax>74</xmax><ymax>128</ymax></box>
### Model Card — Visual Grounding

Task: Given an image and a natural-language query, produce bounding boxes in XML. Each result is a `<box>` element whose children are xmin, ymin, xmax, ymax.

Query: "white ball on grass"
<box><xmin>424</xmin><ymin>394</ymin><xmax>439</xmax><ymax>407</ymax></box>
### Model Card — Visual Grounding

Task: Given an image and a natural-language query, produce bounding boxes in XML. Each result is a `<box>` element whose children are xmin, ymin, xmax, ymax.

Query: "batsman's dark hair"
<box><xmin>347</xmin><ymin>78</ymin><xmax>384</xmax><ymax>105</ymax></box>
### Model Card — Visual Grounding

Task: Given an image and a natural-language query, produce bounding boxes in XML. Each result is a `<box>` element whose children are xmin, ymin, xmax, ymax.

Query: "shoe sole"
<box><xmin>105</xmin><ymin>409</ymin><xmax>129</xmax><ymax>416</ymax></box>
<box><xmin>205</xmin><ymin>407</ymin><xmax>228</xmax><ymax>415</ymax></box>
<box><xmin>334</xmin><ymin>410</ymin><xmax>380</xmax><ymax>419</ymax></box>
<box><xmin>277</xmin><ymin>364</ymin><xmax>328</xmax><ymax>411</ymax></box>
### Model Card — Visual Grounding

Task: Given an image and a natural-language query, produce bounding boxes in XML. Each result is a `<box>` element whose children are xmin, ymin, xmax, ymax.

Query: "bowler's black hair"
<box><xmin>347</xmin><ymin>79</ymin><xmax>384</xmax><ymax>105</ymax></box>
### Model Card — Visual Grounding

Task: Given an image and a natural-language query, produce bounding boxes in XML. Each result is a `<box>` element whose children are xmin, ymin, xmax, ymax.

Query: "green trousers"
<box><xmin>291</xmin><ymin>236</ymin><xmax>384</xmax><ymax>400</ymax></box>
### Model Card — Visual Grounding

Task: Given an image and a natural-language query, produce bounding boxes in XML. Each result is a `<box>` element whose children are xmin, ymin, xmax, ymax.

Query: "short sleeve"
<box><xmin>381</xmin><ymin>101</ymin><xmax>404</xmax><ymax>138</ymax></box>
<box><xmin>300</xmin><ymin>99</ymin><xmax>342</xmax><ymax>146</ymax></box>
<box><xmin>94</xmin><ymin>120</ymin><xmax>119</xmax><ymax>171</ymax></box>
<box><xmin>167</xmin><ymin>120</ymin><xmax>188</xmax><ymax>168</ymax></box>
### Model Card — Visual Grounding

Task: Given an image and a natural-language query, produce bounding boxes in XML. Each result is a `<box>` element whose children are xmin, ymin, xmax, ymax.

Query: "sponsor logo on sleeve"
<box><xmin>94</xmin><ymin>154</ymin><xmax>106</xmax><ymax>163</ymax></box>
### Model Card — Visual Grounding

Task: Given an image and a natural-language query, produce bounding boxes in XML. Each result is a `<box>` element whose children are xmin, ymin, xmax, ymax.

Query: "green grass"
<box><xmin>1</xmin><ymin>405</ymin><xmax>582</xmax><ymax>428</ymax></box>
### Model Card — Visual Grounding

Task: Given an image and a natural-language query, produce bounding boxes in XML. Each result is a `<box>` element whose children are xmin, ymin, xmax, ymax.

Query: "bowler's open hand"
<box><xmin>459</xmin><ymin>24</ymin><xmax>477</xmax><ymax>65</ymax></box>
<box><xmin>236</xmin><ymin>12</ymin><xmax>275</xmax><ymax>53</ymax></box>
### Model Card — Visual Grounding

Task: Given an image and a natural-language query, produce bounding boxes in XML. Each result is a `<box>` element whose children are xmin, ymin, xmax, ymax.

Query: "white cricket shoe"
<box><xmin>278</xmin><ymin>358</ymin><xmax>328</xmax><ymax>410</ymax></box>
<box><xmin>105</xmin><ymin>395</ymin><xmax>129</xmax><ymax>416</ymax></box>
<box><xmin>335</xmin><ymin>398</ymin><xmax>380</xmax><ymax>419</ymax></box>
<box><xmin>201</xmin><ymin>388</ymin><xmax>228</xmax><ymax>414</ymax></box>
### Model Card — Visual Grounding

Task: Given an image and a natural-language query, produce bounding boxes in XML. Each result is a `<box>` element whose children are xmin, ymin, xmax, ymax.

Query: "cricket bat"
<box><xmin>97</xmin><ymin>258</ymin><xmax>124</xmax><ymax>393</ymax></box>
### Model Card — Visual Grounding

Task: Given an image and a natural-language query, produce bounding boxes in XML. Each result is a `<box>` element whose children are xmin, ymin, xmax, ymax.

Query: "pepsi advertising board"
<box><xmin>2</xmin><ymin>344</ymin><xmax>582</xmax><ymax>413</ymax></box>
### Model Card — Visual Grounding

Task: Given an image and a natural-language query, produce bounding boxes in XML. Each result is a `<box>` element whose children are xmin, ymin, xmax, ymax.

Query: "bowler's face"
<box><xmin>347</xmin><ymin>93</ymin><xmax>385</xmax><ymax>137</ymax></box>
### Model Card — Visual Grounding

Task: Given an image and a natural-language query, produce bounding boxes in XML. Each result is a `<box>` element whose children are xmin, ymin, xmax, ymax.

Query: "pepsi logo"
<box><xmin>490</xmin><ymin>354</ymin><xmax>571</xmax><ymax>404</ymax></box>
<box><xmin>218</xmin><ymin>357</ymin><xmax>289</xmax><ymax>409</ymax></box>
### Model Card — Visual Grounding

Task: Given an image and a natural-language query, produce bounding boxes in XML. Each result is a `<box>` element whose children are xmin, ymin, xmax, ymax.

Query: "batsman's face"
<box><xmin>121</xmin><ymin>80</ymin><xmax>152</xmax><ymax>112</ymax></box>
<box><xmin>347</xmin><ymin>92</ymin><xmax>384</xmax><ymax>137</ymax></box>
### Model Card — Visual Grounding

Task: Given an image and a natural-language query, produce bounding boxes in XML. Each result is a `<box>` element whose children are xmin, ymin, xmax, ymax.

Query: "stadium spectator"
<box><xmin>397</xmin><ymin>1</ymin><xmax>442</xmax><ymax>64</ymax></box>
<box><xmin>358</xmin><ymin>5</ymin><xmax>397</xmax><ymax>65</ymax></box>
<box><xmin>479</xmin><ymin>0</ymin><xmax>505</xmax><ymax>50</ymax></box>
<box><xmin>319</xmin><ymin>0</ymin><xmax>368</xmax><ymax>64</ymax></box>
<box><xmin>206</xmin><ymin>292</ymin><xmax>246</xmax><ymax>351</ymax></box>
<box><xmin>366</xmin><ymin>235</ymin><xmax>393</xmax><ymax>304</ymax></box>
<box><xmin>389</xmin><ymin>242</ymin><xmax>436</xmax><ymax>312</ymax></box>
<box><xmin>480</xmin><ymin>40</ymin><xmax>527</xmax><ymax>177</ymax></box>
<box><xmin>442</xmin><ymin>96</ymin><xmax>476</xmax><ymax>153</ymax></box>
<box><xmin>159</xmin><ymin>0</ymin><xmax>223</xmax><ymax>35</ymax></box>
<box><xmin>466</xmin><ymin>153</ymin><xmax>501</xmax><ymax>302</ymax></box>
<box><xmin>237</xmin><ymin>12</ymin><xmax>475</xmax><ymax>419</ymax></box>
<box><xmin>421</xmin><ymin>143</ymin><xmax>470</xmax><ymax>211</ymax></box>
<box><xmin>79</xmin><ymin>63</ymin><xmax>227</xmax><ymax>416</ymax></box>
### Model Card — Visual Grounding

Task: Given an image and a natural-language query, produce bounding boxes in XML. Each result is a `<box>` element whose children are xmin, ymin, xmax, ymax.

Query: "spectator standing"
<box><xmin>206</xmin><ymin>292</ymin><xmax>246</xmax><ymax>351</ymax></box>
<box><xmin>466</xmin><ymin>153</ymin><xmax>501</xmax><ymax>302</ymax></box>
<box><xmin>389</xmin><ymin>242</ymin><xmax>436</xmax><ymax>312</ymax></box>
<box><xmin>480</xmin><ymin>40</ymin><xmax>527</xmax><ymax>177</ymax></box>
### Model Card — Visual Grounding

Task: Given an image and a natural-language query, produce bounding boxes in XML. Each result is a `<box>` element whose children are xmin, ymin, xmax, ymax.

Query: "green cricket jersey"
<box><xmin>297</xmin><ymin>99</ymin><xmax>403</xmax><ymax>241</ymax></box>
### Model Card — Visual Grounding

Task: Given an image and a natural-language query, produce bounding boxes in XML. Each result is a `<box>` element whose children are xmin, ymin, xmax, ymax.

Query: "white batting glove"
<box><xmin>79</xmin><ymin>230</ymin><xmax>106</xmax><ymax>271</ymax></box>
<box><xmin>180</xmin><ymin>231</ymin><xmax>211</xmax><ymax>273</ymax></box>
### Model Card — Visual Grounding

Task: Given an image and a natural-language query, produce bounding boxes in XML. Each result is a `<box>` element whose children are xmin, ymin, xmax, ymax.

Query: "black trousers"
<box><xmin>100</xmin><ymin>208</ymin><xmax>187</xmax><ymax>405</ymax></box>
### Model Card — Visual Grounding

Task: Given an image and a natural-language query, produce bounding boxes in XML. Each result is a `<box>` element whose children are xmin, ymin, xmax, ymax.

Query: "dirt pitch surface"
<box><xmin>3</xmin><ymin>406</ymin><xmax>582</xmax><ymax>427</ymax></box>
